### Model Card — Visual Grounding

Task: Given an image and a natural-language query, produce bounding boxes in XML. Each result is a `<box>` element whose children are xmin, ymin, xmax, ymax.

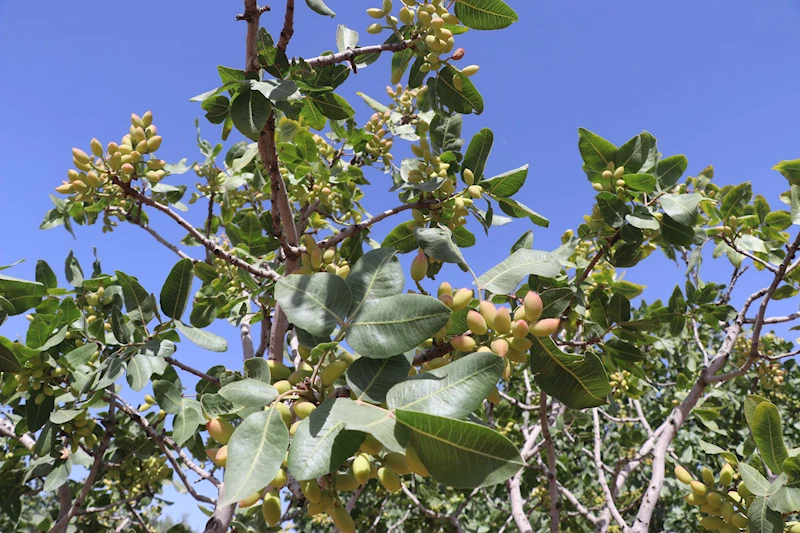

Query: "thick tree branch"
<box><xmin>203</xmin><ymin>483</ymin><xmax>237</xmax><ymax>533</ymax></box>
<box><xmin>539</xmin><ymin>392</ymin><xmax>560</xmax><ymax>533</ymax></box>
<box><xmin>592</xmin><ymin>410</ymin><xmax>630</xmax><ymax>533</ymax></box>
<box><xmin>632</xmin><ymin>231</ymin><xmax>800</xmax><ymax>532</ymax></box>
<box><xmin>276</xmin><ymin>0</ymin><xmax>295</xmax><ymax>52</ymax></box>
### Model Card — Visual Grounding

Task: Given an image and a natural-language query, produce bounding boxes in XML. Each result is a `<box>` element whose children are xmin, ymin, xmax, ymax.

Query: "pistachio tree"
<box><xmin>2</xmin><ymin>1</ymin><xmax>800</xmax><ymax>532</ymax></box>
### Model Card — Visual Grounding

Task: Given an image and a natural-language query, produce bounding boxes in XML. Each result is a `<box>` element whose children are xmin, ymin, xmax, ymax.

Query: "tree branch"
<box><xmin>276</xmin><ymin>0</ymin><xmax>295</xmax><ymax>52</ymax></box>
<box><xmin>47</xmin><ymin>399</ymin><xmax>116</xmax><ymax>533</ymax></box>
<box><xmin>109</xmin><ymin>206</ymin><xmax>192</xmax><ymax>261</ymax></box>
<box><xmin>203</xmin><ymin>483</ymin><xmax>236</xmax><ymax>533</ymax></box>
<box><xmin>112</xmin><ymin>178</ymin><xmax>280</xmax><ymax>280</ymax></box>
<box><xmin>539</xmin><ymin>392</ymin><xmax>560</xmax><ymax>533</ymax></box>
<box><xmin>592</xmin><ymin>409</ymin><xmax>630</xmax><ymax>533</ymax></box>
<box><xmin>165</xmin><ymin>356</ymin><xmax>220</xmax><ymax>385</ymax></box>
<box><xmin>318</xmin><ymin>201</ymin><xmax>430</xmax><ymax>249</ymax></box>
<box><xmin>304</xmin><ymin>40</ymin><xmax>417</xmax><ymax>68</ymax></box>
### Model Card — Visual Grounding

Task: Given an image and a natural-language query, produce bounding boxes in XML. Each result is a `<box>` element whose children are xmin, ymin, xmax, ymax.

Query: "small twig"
<box><xmin>165</xmin><ymin>356</ymin><xmax>220</xmax><ymax>385</ymax></box>
<box><xmin>318</xmin><ymin>200</ymin><xmax>431</xmax><ymax>250</ymax></box>
<box><xmin>305</xmin><ymin>40</ymin><xmax>418</xmax><ymax>68</ymax></box>
<box><xmin>720</xmin><ymin>235</ymin><xmax>778</xmax><ymax>273</ymax></box>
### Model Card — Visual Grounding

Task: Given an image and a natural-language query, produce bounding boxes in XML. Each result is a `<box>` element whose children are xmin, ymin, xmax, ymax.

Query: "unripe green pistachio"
<box><xmin>90</xmin><ymin>138</ymin><xmax>104</xmax><ymax>157</ymax></box>
<box><xmin>491</xmin><ymin>338</ymin><xmax>509</xmax><ymax>358</ymax></box>
<box><xmin>613</xmin><ymin>166</ymin><xmax>625</xmax><ymax>179</ymax></box>
<box><xmin>353</xmin><ymin>453</ymin><xmax>371</xmax><ymax>485</ymax></box>
<box><xmin>147</xmin><ymin>136</ymin><xmax>162</xmax><ymax>152</ymax></box>
<box><xmin>494</xmin><ymin>307</ymin><xmax>512</xmax><ymax>334</ymax></box>
<box><xmin>529</xmin><ymin>318</ymin><xmax>561</xmax><ymax>337</ymax></box>
<box><xmin>468</xmin><ymin>185</ymin><xmax>483</xmax><ymax>198</ymax></box>
<box><xmin>321</xmin><ymin>360</ymin><xmax>348</xmax><ymax>387</ymax></box>
<box><xmin>367</xmin><ymin>23</ymin><xmax>383</xmax><ymax>34</ymax></box>
<box><xmin>207</xmin><ymin>418</ymin><xmax>235</xmax><ymax>445</ymax></box>
<box><xmin>377</xmin><ymin>466</ymin><xmax>402</xmax><ymax>492</ymax></box>
<box><xmin>410</xmin><ymin>252</ymin><xmax>428</xmax><ymax>281</ymax></box>
<box><xmin>674</xmin><ymin>465</ymin><xmax>693</xmax><ymax>484</ymax></box>
<box><xmin>451</xmin><ymin>335</ymin><xmax>476</xmax><ymax>352</ymax></box>
<box><xmin>332</xmin><ymin>507</ymin><xmax>356</xmax><ymax>533</ymax></box>
<box><xmin>467</xmin><ymin>310</ymin><xmax>488</xmax><ymax>335</ymax></box>
<box><xmin>462</xmin><ymin>65</ymin><xmax>479</xmax><ymax>77</ymax></box>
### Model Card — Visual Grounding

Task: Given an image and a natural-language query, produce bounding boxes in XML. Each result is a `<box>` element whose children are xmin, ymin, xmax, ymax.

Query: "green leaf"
<box><xmin>483</xmin><ymin>165</ymin><xmax>527</xmax><ymax>197</ymax></box>
<box><xmin>175</xmin><ymin>321</ymin><xmax>228</xmax><ymax>352</ymax></box>
<box><xmin>454</xmin><ymin>0</ymin><xmax>518</xmax><ymax>30</ymax></box>
<box><xmin>244</xmin><ymin>357</ymin><xmax>271</xmax><ymax>383</ymax></box>
<box><xmin>578</xmin><ymin>128</ymin><xmax>616</xmax><ymax>171</ymax></box>
<box><xmin>35</xmin><ymin>261</ymin><xmax>57</xmax><ymax>291</ymax></box>
<box><xmin>221</xmin><ymin>408</ymin><xmax>289</xmax><ymax>506</ymax></box>
<box><xmin>218</xmin><ymin>379</ymin><xmax>279</xmax><ymax>408</ymax></box>
<box><xmin>744</xmin><ymin>394</ymin><xmax>768</xmax><ymax>427</ymax></box>
<box><xmin>64</xmin><ymin>251</ymin><xmax>84</xmax><ymax>287</ymax></box>
<box><xmin>115</xmin><ymin>271</ymin><xmax>155</xmax><ymax>326</ymax></box>
<box><xmin>604</xmin><ymin>339</ymin><xmax>645</xmax><ymax>362</ymax></box>
<box><xmin>0</xmin><ymin>342</ymin><xmax>20</xmax><ymax>372</ymax></box>
<box><xmin>346</xmin><ymin>248</ymin><xmax>404</xmax><ymax>318</ymax></box>
<box><xmin>306</xmin><ymin>93</ymin><xmax>354</xmax><ymax>120</ymax></box>
<box><xmin>750</xmin><ymin>401</ymin><xmax>789</xmax><ymax>473</ymax></box>
<box><xmin>27</xmin><ymin>395</ymin><xmax>54</xmax><ymax>432</ymax></box>
<box><xmin>655</xmin><ymin>154</ymin><xmax>688</xmax><ymax>189</ymax></box>
<box><xmin>127</xmin><ymin>354</ymin><xmax>154</xmax><ymax>392</ymax></box>
<box><xmin>791</xmin><ymin>185</ymin><xmax>800</xmax><ymax>225</ymax></box>
<box><xmin>0</xmin><ymin>274</ymin><xmax>46</xmax><ymax>315</ymax></box>
<box><xmin>747</xmin><ymin>496</ymin><xmax>783</xmax><ymax>533</ymax></box>
<box><xmin>300</xmin><ymin>100</ymin><xmax>326</xmax><ymax>130</ymax></box>
<box><xmin>395</xmin><ymin>410</ymin><xmax>524</xmax><ymax>488</ymax></box>
<box><xmin>335</xmin><ymin>24</ymin><xmax>358</xmax><ymax>52</ymax></box>
<box><xmin>250</xmin><ymin>79</ymin><xmax>301</xmax><ymax>101</ymax></box>
<box><xmin>231</xmin><ymin>86</ymin><xmax>271</xmax><ymax>141</ymax></box>
<box><xmin>346</xmin><ymin>354</ymin><xmax>411</xmax><ymax>404</ymax></box>
<box><xmin>720</xmin><ymin>182</ymin><xmax>753</xmax><ymax>221</ymax></box>
<box><xmin>63</xmin><ymin>343</ymin><xmax>99</xmax><ymax>369</ymax></box>
<box><xmin>476</xmin><ymin>249</ymin><xmax>561</xmax><ymax>294</ymax></box>
<box><xmin>43</xmin><ymin>463</ymin><xmax>70</xmax><ymax>492</ymax></box>
<box><xmin>172</xmin><ymin>399</ymin><xmax>203</xmax><ymax>446</ymax></box>
<box><xmin>414</xmin><ymin>227</ymin><xmax>467</xmax><ymax>268</ymax></box>
<box><xmin>287</xmin><ymin>399</ymin><xmax>364</xmax><ymax>480</ymax></box>
<box><xmin>608</xmin><ymin>293</ymin><xmax>631</xmax><ymax>324</ymax></box>
<box><xmin>153</xmin><ymin>379</ymin><xmax>183</xmax><ymax>414</ymax></box>
<box><xmin>334</xmin><ymin>399</ymin><xmax>408</xmax><ymax>453</ymax></box>
<box><xmin>621</xmin><ymin>173</ymin><xmax>656</xmax><ymax>193</ymax></box>
<box><xmin>529</xmin><ymin>336</ymin><xmax>610</xmax><ymax>409</ymax></box>
<box><xmin>160</xmin><ymin>259</ymin><xmax>194</xmax><ymax>320</ymax></box>
<box><xmin>387</xmin><ymin>352</ymin><xmax>503</xmax><ymax>419</ymax></box>
<box><xmin>437</xmin><ymin>67</ymin><xmax>484</xmax><ymax>115</ymax></box>
<box><xmin>495</xmin><ymin>197</ymin><xmax>549</xmax><ymax>227</ymax></box>
<box><xmin>382</xmin><ymin>222</ymin><xmax>418</xmax><ymax>253</ymax></box>
<box><xmin>201</xmin><ymin>393</ymin><xmax>235</xmax><ymax>418</ymax></box>
<box><xmin>463</xmin><ymin>128</ymin><xmax>493</xmax><ymax>180</ymax></box>
<box><xmin>275</xmin><ymin>273</ymin><xmax>351</xmax><ymax>337</ymax></box>
<box><xmin>306</xmin><ymin>0</ymin><xmax>336</xmax><ymax>17</ymax></box>
<box><xmin>50</xmin><ymin>409</ymin><xmax>83</xmax><ymax>425</ymax></box>
<box><xmin>510</xmin><ymin>230</ymin><xmax>533</xmax><ymax>254</ymax></box>
<box><xmin>430</xmin><ymin>113</ymin><xmax>464</xmax><ymax>153</ymax></box>
<box><xmin>26</xmin><ymin>316</ymin><xmax>51</xmax><ymax>350</ymax></box>
<box><xmin>660</xmin><ymin>214</ymin><xmax>694</xmax><ymax>247</ymax></box>
<box><xmin>661</xmin><ymin>193</ymin><xmax>702</xmax><ymax>226</ymax></box>
<box><xmin>346</xmin><ymin>294</ymin><xmax>451</xmax><ymax>359</ymax></box>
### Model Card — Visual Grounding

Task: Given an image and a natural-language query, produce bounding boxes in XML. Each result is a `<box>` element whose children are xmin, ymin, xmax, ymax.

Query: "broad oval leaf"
<box><xmin>221</xmin><ymin>408</ymin><xmax>289</xmax><ymax>506</ymax></box>
<box><xmin>530</xmin><ymin>336</ymin><xmax>610</xmax><ymax>409</ymax></box>
<box><xmin>160</xmin><ymin>259</ymin><xmax>194</xmax><ymax>320</ymax></box>
<box><xmin>306</xmin><ymin>0</ymin><xmax>336</xmax><ymax>17</ymax></box>
<box><xmin>218</xmin><ymin>379</ymin><xmax>279</xmax><ymax>408</ymax></box>
<box><xmin>275</xmin><ymin>273</ymin><xmax>351</xmax><ymax>337</ymax></box>
<box><xmin>483</xmin><ymin>165</ymin><xmax>528</xmax><ymax>197</ymax></box>
<box><xmin>387</xmin><ymin>352</ymin><xmax>503</xmax><ymax>419</ymax></box>
<box><xmin>231</xmin><ymin>86</ymin><xmax>271</xmax><ymax>141</ymax></box>
<box><xmin>750</xmin><ymin>401</ymin><xmax>789</xmax><ymax>473</ymax></box>
<box><xmin>172</xmin><ymin>399</ymin><xmax>203</xmax><ymax>446</ymax></box>
<box><xmin>346</xmin><ymin>353</ymin><xmax>411</xmax><ymax>404</ymax></box>
<box><xmin>346</xmin><ymin>294</ymin><xmax>451</xmax><ymax>359</ymax></box>
<box><xmin>287</xmin><ymin>399</ymin><xmax>364</xmax><ymax>480</ymax></box>
<box><xmin>454</xmin><ymin>0</ymin><xmax>518</xmax><ymax>30</ymax></box>
<box><xmin>414</xmin><ymin>227</ymin><xmax>466</xmax><ymax>267</ymax></box>
<box><xmin>127</xmin><ymin>354</ymin><xmax>154</xmax><ymax>392</ymax></box>
<box><xmin>463</xmin><ymin>128</ymin><xmax>493</xmax><ymax>181</ymax></box>
<box><xmin>115</xmin><ymin>270</ymin><xmax>155</xmax><ymax>326</ymax></box>
<box><xmin>660</xmin><ymin>193</ymin><xmax>702</xmax><ymax>226</ymax></box>
<box><xmin>477</xmin><ymin>249</ymin><xmax>561</xmax><ymax>294</ymax></box>
<box><xmin>395</xmin><ymin>410</ymin><xmax>524</xmax><ymax>488</ymax></box>
<box><xmin>334</xmin><ymin>399</ymin><xmax>409</xmax><ymax>453</ymax></box>
<box><xmin>175</xmin><ymin>321</ymin><xmax>228</xmax><ymax>352</ymax></box>
<box><xmin>436</xmin><ymin>66</ymin><xmax>484</xmax><ymax>115</ymax></box>
<box><xmin>0</xmin><ymin>274</ymin><xmax>46</xmax><ymax>315</ymax></box>
<box><xmin>346</xmin><ymin>248</ymin><xmax>404</xmax><ymax>318</ymax></box>
<box><xmin>747</xmin><ymin>496</ymin><xmax>783</xmax><ymax>533</ymax></box>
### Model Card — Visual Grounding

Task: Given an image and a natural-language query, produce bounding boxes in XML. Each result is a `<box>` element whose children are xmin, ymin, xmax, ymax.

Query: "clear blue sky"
<box><xmin>2</xmin><ymin>1</ymin><xmax>800</xmax><ymax>530</ymax></box>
